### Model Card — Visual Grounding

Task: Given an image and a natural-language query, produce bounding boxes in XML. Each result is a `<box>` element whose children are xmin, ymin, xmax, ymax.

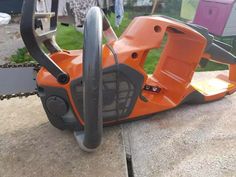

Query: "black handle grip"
<box><xmin>188</xmin><ymin>23</ymin><xmax>236</xmax><ymax>65</ymax></box>
<box><xmin>207</xmin><ymin>43</ymin><xmax>236</xmax><ymax>64</ymax></box>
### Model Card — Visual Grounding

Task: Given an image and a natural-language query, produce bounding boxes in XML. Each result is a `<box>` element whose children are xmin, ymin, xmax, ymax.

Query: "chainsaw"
<box><xmin>1</xmin><ymin>0</ymin><xmax>236</xmax><ymax>152</ymax></box>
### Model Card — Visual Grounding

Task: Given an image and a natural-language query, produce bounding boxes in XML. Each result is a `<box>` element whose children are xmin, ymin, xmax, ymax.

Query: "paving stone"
<box><xmin>0</xmin><ymin>96</ymin><xmax>128</xmax><ymax>177</ymax></box>
<box><xmin>123</xmin><ymin>71</ymin><xmax>236</xmax><ymax>177</ymax></box>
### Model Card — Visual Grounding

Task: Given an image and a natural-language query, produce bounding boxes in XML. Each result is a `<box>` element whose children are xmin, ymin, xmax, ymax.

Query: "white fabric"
<box><xmin>0</xmin><ymin>13</ymin><xmax>11</xmax><ymax>25</ymax></box>
<box><xmin>68</xmin><ymin>0</ymin><xmax>97</xmax><ymax>27</ymax></box>
<box><xmin>36</xmin><ymin>0</ymin><xmax>68</xmax><ymax>16</ymax></box>
<box><xmin>36</xmin><ymin>0</ymin><xmax>122</xmax><ymax>27</ymax></box>
<box><xmin>115</xmin><ymin>0</ymin><xmax>124</xmax><ymax>27</ymax></box>
<box><xmin>36</xmin><ymin>0</ymin><xmax>97</xmax><ymax>26</ymax></box>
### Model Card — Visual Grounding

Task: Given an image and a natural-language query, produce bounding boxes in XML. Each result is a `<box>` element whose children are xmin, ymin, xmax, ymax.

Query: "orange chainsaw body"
<box><xmin>37</xmin><ymin>16</ymin><xmax>236</xmax><ymax>127</ymax></box>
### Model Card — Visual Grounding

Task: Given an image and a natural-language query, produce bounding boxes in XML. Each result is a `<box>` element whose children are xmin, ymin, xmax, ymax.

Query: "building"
<box><xmin>0</xmin><ymin>0</ymin><xmax>24</xmax><ymax>14</ymax></box>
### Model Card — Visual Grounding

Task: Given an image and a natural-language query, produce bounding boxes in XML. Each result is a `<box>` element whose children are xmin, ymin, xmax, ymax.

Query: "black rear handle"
<box><xmin>188</xmin><ymin>23</ymin><xmax>236</xmax><ymax>65</ymax></box>
<box><xmin>207</xmin><ymin>43</ymin><xmax>236</xmax><ymax>64</ymax></box>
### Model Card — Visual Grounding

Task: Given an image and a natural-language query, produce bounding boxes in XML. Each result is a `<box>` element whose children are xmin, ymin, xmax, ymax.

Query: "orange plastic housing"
<box><xmin>37</xmin><ymin>16</ymin><xmax>236</xmax><ymax>125</ymax></box>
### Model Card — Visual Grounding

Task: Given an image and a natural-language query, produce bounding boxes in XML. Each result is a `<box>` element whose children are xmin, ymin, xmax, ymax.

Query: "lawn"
<box><xmin>11</xmin><ymin>12</ymin><xmax>229</xmax><ymax>73</ymax></box>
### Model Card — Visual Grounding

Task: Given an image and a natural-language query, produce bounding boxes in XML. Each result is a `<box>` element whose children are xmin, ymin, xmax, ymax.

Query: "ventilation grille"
<box><xmin>70</xmin><ymin>64</ymin><xmax>144</xmax><ymax>122</ymax></box>
<box><xmin>72</xmin><ymin>72</ymin><xmax>135</xmax><ymax>122</ymax></box>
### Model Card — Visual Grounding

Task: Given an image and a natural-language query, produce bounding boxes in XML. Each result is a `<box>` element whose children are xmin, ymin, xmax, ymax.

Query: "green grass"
<box><xmin>196</xmin><ymin>61</ymin><xmax>228</xmax><ymax>71</ymax></box>
<box><xmin>11</xmin><ymin>12</ymin><xmax>232</xmax><ymax>73</ymax></box>
<box><xmin>11</xmin><ymin>48</ymin><xmax>34</xmax><ymax>63</ymax></box>
<box><xmin>144</xmin><ymin>49</ymin><xmax>161</xmax><ymax>73</ymax></box>
<box><xmin>56</xmin><ymin>13</ymin><xmax>131</xmax><ymax>50</ymax></box>
<box><xmin>56</xmin><ymin>25</ymin><xmax>84</xmax><ymax>50</ymax></box>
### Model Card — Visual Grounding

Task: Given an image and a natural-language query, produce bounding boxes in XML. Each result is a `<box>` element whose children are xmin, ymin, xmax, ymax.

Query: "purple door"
<box><xmin>193</xmin><ymin>0</ymin><xmax>234</xmax><ymax>36</ymax></box>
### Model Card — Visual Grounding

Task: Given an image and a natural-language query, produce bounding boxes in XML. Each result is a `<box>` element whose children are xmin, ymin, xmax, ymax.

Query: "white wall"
<box><xmin>223</xmin><ymin>2</ymin><xmax>236</xmax><ymax>36</ymax></box>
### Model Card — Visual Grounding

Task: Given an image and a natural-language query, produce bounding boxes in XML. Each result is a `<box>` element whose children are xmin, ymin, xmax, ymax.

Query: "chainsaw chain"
<box><xmin>0</xmin><ymin>62</ymin><xmax>41</xmax><ymax>101</ymax></box>
<box><xmin>0</xmin><ymin>62</ymin><xmax>40</xmax><ymax>70</ymax></box>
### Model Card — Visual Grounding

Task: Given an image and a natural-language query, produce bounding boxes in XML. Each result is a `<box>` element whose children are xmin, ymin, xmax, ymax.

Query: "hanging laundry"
<box><xmin>36</xmin><ymin>0</ymin><xmax>97</xmax><ymax>27</ymax></box>
<box><xmin>115</xmin><ymin>0</ymin><xmax>124</xmax><ymax>27</ymax></box>
<box><xmin>36</xmin><ymin>0</ymin><xmax>122</xmax><ymax>28</ymax></box>
<box><xmin>36</xmin><ymin>0</ymin><xmax>68</xmax><ymax>16</ymax></box>
<box><xmin>68</xmin><ymin>0</ymin><xmax>97</xmax><ymax>27</ymax></box>
<box><xmin>98</xmin><ymin>0</ymin><xmax>115</xmax><ymax>16</ymax></box>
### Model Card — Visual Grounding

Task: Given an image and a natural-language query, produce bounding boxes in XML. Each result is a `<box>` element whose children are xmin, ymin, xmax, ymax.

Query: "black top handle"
<box><xmin>74</xmin><ymin>7</ymin><xmax>118</xmax><ymax>152</ymax></box>
<box><xmin>20</xmin><ymin>0</ymin><xmax>69</xmax><ymax>84</ymax></box>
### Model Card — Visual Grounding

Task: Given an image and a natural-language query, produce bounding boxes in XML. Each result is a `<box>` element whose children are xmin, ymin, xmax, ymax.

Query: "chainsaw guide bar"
<box><xmin>0</xmin><ymin>63</ymin><xmax>40</xmax><ymax>100</ymax></box>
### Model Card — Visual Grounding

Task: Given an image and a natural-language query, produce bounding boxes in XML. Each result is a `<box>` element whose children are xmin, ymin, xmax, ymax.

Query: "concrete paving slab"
<box><xmin>0</xmin><ymin>96</ymin><xmax>128</xmax><ymax>177</ymax></box>
<box><xmin>0</xmin><ymin>23</ymin><xmax>24</xmax><ymax>63</ymax></box>
<box><xmin>123</xmin><ymin>71</ymin><xmax>236</xmax><ymax>177</ymax></box>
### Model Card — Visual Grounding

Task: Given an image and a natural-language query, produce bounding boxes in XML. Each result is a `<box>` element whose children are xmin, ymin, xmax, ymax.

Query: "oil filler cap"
<box><xmin>46</xmin><ymin>96</ymin><xmax>68</xmax><ymax>117</ymax></box>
